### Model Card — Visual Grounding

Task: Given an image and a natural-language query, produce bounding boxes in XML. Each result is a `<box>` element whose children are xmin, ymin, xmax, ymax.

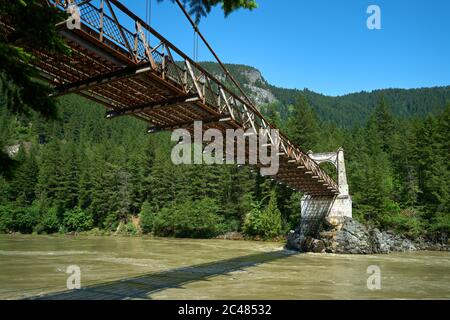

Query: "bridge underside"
<box><xmin>2</xmin><ymin>0</ymin><xmax>340</xmax><ymax>197</ymax></box>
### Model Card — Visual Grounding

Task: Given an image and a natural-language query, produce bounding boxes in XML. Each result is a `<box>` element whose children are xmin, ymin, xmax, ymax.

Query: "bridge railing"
<box><xmin>50</xmin><ymin>0</ymin><xmax>338</xmax><ymax>194</ymax></box>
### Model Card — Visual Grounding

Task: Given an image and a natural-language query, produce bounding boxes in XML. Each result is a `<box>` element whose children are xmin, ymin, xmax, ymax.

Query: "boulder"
<box><xmin>311</xmin><ymin>239</ymin><xmax>326</xmax><ymax>253</ymax></box>
<box><xmin>286</xmin><ymin>230</ymin><xmax>302</xmax><ymax>251</ymax></box>
<box><xmin>286</xmin><ymin>217</ymin><xmax>421</xmax><ymax>254</ymax></box>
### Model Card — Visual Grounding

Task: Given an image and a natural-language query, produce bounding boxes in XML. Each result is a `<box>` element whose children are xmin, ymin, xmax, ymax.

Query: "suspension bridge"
<box><xmin>2</xmin><ymin>1</ymin><xmax>351</xmax><ymax>232</ymax></box>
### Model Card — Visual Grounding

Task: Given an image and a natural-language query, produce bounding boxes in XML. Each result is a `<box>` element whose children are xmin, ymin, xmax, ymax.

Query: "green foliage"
<box><xmin>139</xmin><ymin>201</ymin><xmax>155</xmax><ymax>234</ymax></box>
<box><xmin>430</xmin><ymin>212</ymin><xmax>450</xmax><ymax>240</ymax></box>
<box><xmin>0</xmin><ymin>1</ymin><xmax>68</xmax><ymax>88</ymax></box>
<box><xmin>40</xmin><ymin>207</ymin><xmax>60</xmax><ymax>234</ymax></box>
<box><xmin>117</xmin><ymin>222</ymin><xmax>139</xmax><ymax>236</ymax></box>
<box><xmin>7</xmin><ymin>146</ymin><xmax>38</xmax><ymax>205</ymax></box>
<box><xmin>242</xmin><ymin>202</ymin><xmax>263</xmax><ymax>236</ymax></box>
<box><xmin>0</xmin><ymin>205</ymin><xmax>41</xmax><ymax>233</ymax></box>
<box><xmin>0</xmin><ymin>0</ymin><xmax>70</xmax><ymax>172</ymax></box>
<box><xmin>285</xmin><ymin>95</ymin><xmax>320</xmax><ymax>150</ymax></box>
<box><xmin>12</xmin><ymin>206</ymin><xmax>40</xmax><ymax>233</ymax></box>
<box><xmin>80</xmin><ymin>227</ymin><xmax>109</xmax><ymax>236</ymax></box>
<box><xmin>161</xmin><ymin>0</ymin><xmax>258</xmax><ymax>24</ymax></box>
<box><xmin>380</xmin><ymin>207</ymin><xmax>426</xmax><ymax>239</ymax></box>
<box><xmin>261</xmin><ymin>102</ymin><xmax>282</xmax><ymax>128</ymax></box>
<box><xmin>153</xmin><ymin>198</ymin><xmax>221</xmax><ymax>238</ymax></box>
<box><xmin>243</xmin><ymin>191</ymin><xmax>282</xmax><ymax>239</ymax></box>
<box><xmin>0</xmin><ymin>205</ymin><xmax>14</xmax><ymax>233</ymax></box>
<box><xmin>0</xmin><ymin>94</ymin><xmax>259</xmax><ymax>237</ymax></box>
<box><xmin>283</xmin><ymin>192</ymin><xmax>302</xmax><ymax>231</ymax></box>
<box><xmin>270</xmin><ymin>85</ymin><xmax>450</xmax><ymax>128</ymax></box>
<box><xmin>63</xmin><ymin>207</ymin><xmax>93</xmax><ymax>232</ymax></box>
<box><xmin>125</xmin><ymin>223</ymin><xmax>138</xmax><ymax>236</ymax></box>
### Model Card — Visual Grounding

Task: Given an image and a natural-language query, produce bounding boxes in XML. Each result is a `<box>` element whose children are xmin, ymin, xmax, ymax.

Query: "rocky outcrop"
<box><xmin>240</xmin><ymin>69</ymin><xmax>277</xmax><ymax>105</ymax></box>
<box><xmin>207</xmin><ymin>65</ymin><xmax>277</xmax><ymax>106</ymax></box>
<box><xmin>286</xmin><ymin>217</ymin><xmax>421</xmax><ymax>254</ymax></box>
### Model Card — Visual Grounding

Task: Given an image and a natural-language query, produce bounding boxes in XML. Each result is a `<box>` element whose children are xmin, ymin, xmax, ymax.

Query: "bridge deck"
<box><xmin>9</xmin><ymin>0</ymin><xmax>339</xmax><ymax>196</ymax></box>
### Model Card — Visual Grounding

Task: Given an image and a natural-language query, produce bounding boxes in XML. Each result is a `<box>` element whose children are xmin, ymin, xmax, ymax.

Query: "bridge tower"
<box><xmin>303</xmin><ymin>147</ymin><xmax>352</xmax><ymax>219</ymax></box>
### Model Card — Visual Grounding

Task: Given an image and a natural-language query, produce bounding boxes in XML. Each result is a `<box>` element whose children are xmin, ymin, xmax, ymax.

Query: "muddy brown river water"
<box><xmin>0</xmin><ymin>234</ymin><xmax>449</xmax><ymax>299</ymax></box>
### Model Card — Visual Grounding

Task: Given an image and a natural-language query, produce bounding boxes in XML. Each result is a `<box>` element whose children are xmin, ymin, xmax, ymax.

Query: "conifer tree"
<box><xmin>8</xmin><ymin>146</ymin><xmax>38</xmax><ymax>205</ymax></box>
<box><xmin>286</xmin><ymin>95</ymin><xmax>320</xmax><ymax>151</ymax></box>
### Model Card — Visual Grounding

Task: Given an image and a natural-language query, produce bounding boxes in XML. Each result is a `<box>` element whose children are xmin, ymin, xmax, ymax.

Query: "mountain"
<box><xmin>200</xmin><ymin>62</ymin><xmax>450</xmax><ymax>127</ymax></box>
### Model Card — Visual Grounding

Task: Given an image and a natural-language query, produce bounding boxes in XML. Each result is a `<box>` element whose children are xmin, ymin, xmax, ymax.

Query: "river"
<box><xmin>0</xmin><ymin>234</ymin><xmax>449</xmax><ymax>299</ymax></box>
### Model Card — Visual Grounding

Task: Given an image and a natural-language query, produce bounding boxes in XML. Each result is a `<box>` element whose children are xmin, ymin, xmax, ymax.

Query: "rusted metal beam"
<box><xmin>147</xmin><ymin>115</ymin><xmax>232</xmax><ymax>133</ymax></box>
<box><xmin>52</xmin><ymin>62</ymin><xmax>152</xmax><ymax>96</ymax></box>
<box><xmin>106</xmin><ymin>94</ymin><xmax>200</xmax><ymax>119</ymax></box>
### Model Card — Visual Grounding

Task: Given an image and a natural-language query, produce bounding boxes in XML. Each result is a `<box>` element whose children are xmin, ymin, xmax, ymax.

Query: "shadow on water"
<box><xmin>30</xmin><ymin>249</ymin><xmax>296</xmax><ymax>300</ymax></box>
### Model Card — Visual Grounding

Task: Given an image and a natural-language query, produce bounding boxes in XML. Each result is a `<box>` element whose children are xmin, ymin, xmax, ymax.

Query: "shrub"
<box><xmin>40</xmin><ymin>207</ymin><xmax>60</xmax><ymax>233</ymax></box>
<box><xmin>124</xmin><ymin>222</ymin><xmax>138</xmax><ymax>236</ymax></box>
<box><xmin>0</xmin><ymin>205</ymin><xmax>14</xmax><ymax>233</ymax></box>
<box><xmin>13</xmin><ymin>206</ymin><xmax>40</xmax><ymax>233</ymax></box>
<box><xmin>243</xmin><ymin>202</ymin><xmax>264</xmax><ymax>236</ymax></box>
<box><xmin>115</xmin><ymin>220</ymin><xmax>139</xmax><ymax>236</ymax></box>
<box><xmin>380</xmin><ymin>206</ymin><xmax>426</xmax><ymax>239</ymax></box>
<box><xmin>243</xmin><ymin>191</ymin><xmax>282</xmax><ymax>239</ymax></box>
<box><xmin>218</xmin><ymin>217</ymin><xmax>241</xmax><ymax>234</ymax></box>
<box><xmin>0</xmin><ymin>205</ymin><xmax>42</xmax><ymax>234</ymax></box>
<box><xmin>63</xmin><ymin>207</ymin><xmax>93</xmax><ymax>232</ymax></box>
<box><xmin>381</xmin><ymin>199</ymin><xmax>401</xmax><ymax>216</ymax></box>
<box><xmin>153</xmin><ymin>198</ymin><xmax>221</xmax><ymax>238</ymax></box>
<box><xmin>139</xmin><ymin>201</ymin><xmax>155</xmax><ymax>234</ymax></box>
<box><xmin>103</xmin><ymin>212</ymin><xmax>119</xmax><ymax>231</ymax></box>
<box><xmin>430</xmin><ymin>212</ymin><xmax>450</xmax><ymax>242</ymax></box>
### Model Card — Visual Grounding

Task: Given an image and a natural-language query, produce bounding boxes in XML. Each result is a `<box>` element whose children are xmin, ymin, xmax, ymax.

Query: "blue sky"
<box><xmin>120</xmin><ymin>0</ymin><xmax>450</xmax><ymax>96</ymax></box>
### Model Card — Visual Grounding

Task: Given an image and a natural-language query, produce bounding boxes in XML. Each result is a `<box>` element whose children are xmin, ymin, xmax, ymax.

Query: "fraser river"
<box><xmin>0</xmin><ymin>234</ymin><xmax>448</xmax><ymax>299</ymax></box>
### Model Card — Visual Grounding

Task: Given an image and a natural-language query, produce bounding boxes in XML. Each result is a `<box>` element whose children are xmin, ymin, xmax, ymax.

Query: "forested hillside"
<box><xmin>1</xmin><ymin>84</ymin><xmax>449</xmax><ymax>241</ymax></box>
<box><xmin>200</xmin><ymin>62</ymin><xmax>450</xmax><ymax>128</ymax></box>
<box><xmin>271</xmin><ymin>86</ymin><xmax>450</xmax><ymax>128</ymax></box>
<box><xmin>0</xmin><ymin>95</ymin><xmax>300</xmax><ymax>237</ymax></box>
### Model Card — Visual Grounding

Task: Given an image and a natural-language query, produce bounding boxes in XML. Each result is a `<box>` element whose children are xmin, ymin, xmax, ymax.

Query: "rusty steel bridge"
<box><xmin>7</xmin><ymin>0</ymin><xmax>340</xmax><ymax>198</ymax></box>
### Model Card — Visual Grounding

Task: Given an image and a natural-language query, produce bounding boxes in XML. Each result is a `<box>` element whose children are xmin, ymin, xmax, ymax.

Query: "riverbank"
<box><xmin>1</xmin><ymin>219</ymin><xmax>448</xmax><ymax>255</ymax></box>
<box><xmin>286</xmin><ymin>217</ymin><xmax>450</xmax><ymax>254</ymax></box>
<box><xmin>2</xmin><ymin>212</ymin><xmax>449</xmax><ymax>255</ymax></box>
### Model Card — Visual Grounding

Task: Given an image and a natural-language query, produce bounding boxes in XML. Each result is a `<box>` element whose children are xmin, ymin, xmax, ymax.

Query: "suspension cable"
<box><xmin>193</xmin><ymin>30</ymin><xmax>199</xmax><ymax>62</ymax></box>
<box><xmin>145</xmin><ymin>0</ymin><xmax>148</xmax><ymax>39</ymax></box>
<box><xmin>145</xmin><ymin>0</ymin><xmax>152</xmax><ymax>41</ymax></box>
<box><xmin>146</xmin><ymin>0</ymin><xmax>148</xmax><ymax>24</ymax></box>
<box><xmin>148</xmin><ymin>0</ymin><xmax>152</xmax><ymax>27</ymax></box>
<box><xmin>173</xmin><ymin>0</ymin><xmax>255</xmax><ymax>108</ymax></box>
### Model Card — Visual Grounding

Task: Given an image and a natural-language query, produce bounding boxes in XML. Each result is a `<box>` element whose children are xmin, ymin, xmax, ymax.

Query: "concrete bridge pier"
<box><xmin>303</xmin><ymin>147</ymin><xmax>352</xmax><ymax>221</ymax></box>
<box><xmin>287</xmin><ymin>148</ymin><xmax>352</xmax><ymax>250</ymax></box>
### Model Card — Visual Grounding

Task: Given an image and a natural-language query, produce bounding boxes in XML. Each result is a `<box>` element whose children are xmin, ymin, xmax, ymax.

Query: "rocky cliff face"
<box><xmin>201</xmin><ymin>63</ymin><xmax>277</xmax><ymax>106</ymax></box>
<box><xmin>286</xmin><ymin>217</ymin><xmax>448</xmax><ymax>254</ymax></box>
<box><xmin>240</xmin><ymin>69</ymin><xmax>277</xmax><ymax>105</ymax></box>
